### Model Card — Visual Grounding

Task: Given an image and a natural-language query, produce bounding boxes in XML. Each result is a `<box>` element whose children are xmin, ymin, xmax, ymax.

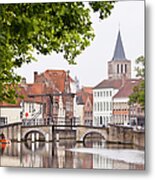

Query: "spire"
<box><xmin>112</xmin><ymin>30</ymin><xmax>126</xmax><ymax>60</ymax></box>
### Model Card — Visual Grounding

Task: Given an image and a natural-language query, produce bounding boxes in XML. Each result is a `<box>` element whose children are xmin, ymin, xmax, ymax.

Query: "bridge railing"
<box><xmin>22</xmin><ymin>118</ymin><xmax>51</xmax><ymax>126</ymax></box>
<box><xmin>22</xmin><ymin>116</ymin><xmax>81</xmax><ymax>127</ymax></box>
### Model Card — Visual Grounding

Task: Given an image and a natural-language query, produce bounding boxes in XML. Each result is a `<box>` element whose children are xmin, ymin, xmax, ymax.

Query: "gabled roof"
<box><xmin>113</xmin><ymin>79</ymin><xmax>141</xmax><ymax>99</ymax></box>
<box><xmin>0</xmin><ymin>84</ymin><xmax>45</xmax><ymax>108</ymax></box>
<box><xmin>35</xmin><ymin>70</ymin><xmax>74</xmax><ymax>93</ymax></box>
<box><xmin>76</xmin><ymin>87</ymin><xmax>93</xmax><ymax>105</ymax></box>
<box><xmin>112</xmin><ymin>30</ymin><xmax>127</xmax><ymax>61</ymax></box>
<box><xmin>94</xmin><ymin>79</ymin><xmax>122</xmax><ymax>89</ymax></box>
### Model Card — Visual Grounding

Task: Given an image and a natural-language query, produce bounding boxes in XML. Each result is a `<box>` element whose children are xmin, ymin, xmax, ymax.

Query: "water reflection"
<box><xmin>0</xmin><ymin>140</ymin><xmax>144</xmax><ymax>169</ymax></box>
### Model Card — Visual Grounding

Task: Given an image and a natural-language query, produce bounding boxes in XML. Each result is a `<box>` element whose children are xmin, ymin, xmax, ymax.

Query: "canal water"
<box><xmin>0</xmin><ymin>140</ymin><xmax>144</xmax><ymax>170</ymax></box>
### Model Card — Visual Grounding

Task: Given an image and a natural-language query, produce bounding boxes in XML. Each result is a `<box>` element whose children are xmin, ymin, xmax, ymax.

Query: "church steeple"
<box><xmin>108</xmin><ymin>30</ymin><xmax>131</xmax><ymax>80</ymax></box>
<box><xmin>112</xmin><ymin>30</ymin><xmax>126</xmax><ymax>61</ymax></box>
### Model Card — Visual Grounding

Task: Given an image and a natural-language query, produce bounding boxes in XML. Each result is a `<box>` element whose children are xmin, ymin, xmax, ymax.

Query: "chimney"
<box><xmin>66</xmin><ymin>70</ymin><xmax>70</xmax><ymax>78</ymax></box>
<box><xmin>34</xmin><ymin>71</ymin><xmax>38</xmax><ymax>82</ymax></box>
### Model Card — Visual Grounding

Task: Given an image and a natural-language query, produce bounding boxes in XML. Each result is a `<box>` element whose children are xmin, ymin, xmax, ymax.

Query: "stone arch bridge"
<box><xmin>0</xmin><ymin>123</ymin><xmax>134</xmax><ymax>144</ymax></box>
<box><xmin>76</xmin><ymin>125</ymin><xmax>108</xmax><ymax>142</ymax></box>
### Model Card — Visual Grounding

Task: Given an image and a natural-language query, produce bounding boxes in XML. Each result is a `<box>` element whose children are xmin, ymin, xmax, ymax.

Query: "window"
<box><xmin>97</xmin><ymin>102</ymin><xmax>100</xmax><ymax>111</ymax></box>
<box><xmin>100</xmin><ymin>102</ymin><xmax>102</xmax><ymax>111</ymax></box>
<box><xmin>0</xmin><ymin>117</ymin><xmax>7</xmax><ymax>126</ymax></box>
<box><xmin>125</xmin><ymin>64</ymin><xmax>127</xmax><ymax>73</ymax></box>
<box><xmin>100</xmin><ymin>116</ymin><xmax>103</xmax><ymax>125</ymax></box>
<box><xmin>109</xmin><ymin>91</ymin><xmax>112</xmax><ymax>96</ymax></box>
<box><xmin>121</xmin><ymin>64</ymin><xmax>123</xmax><ymax>73</ymax></box>
<box><xmin>107</xmin><ymin>102</ymin><xmax>109</xmax><ymax>111</ymax></box>
<box><xmin>94</xmin><ymin>103</ymin><xmax>96</xmax><ymax>111</ymax></box>
<box><xmin>117</xmin><ymin>64</ymin><xmax>119</xmax><ymax>74</ymax></box>
<box><xmin>20</xmin><ymin>112</ymin><xmax>23</xmax><ymax>119</ymax></box>
<box><xmin>103</xmin><ymin>117</ymin><xmax>106</xmax><ymax>125</ymax></box>
<box><xmin>104</xmin><ymin>102</ymin><xmax>106</xmax><ymax>111</ymax></box>
<box><xmin>111</xmin><ymin>102</ymin><xmax>113</xmax><ymax>111</ymax></box>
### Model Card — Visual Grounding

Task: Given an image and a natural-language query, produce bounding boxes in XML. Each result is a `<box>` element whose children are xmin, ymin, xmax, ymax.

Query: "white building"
<box><xmin>0</xmin><ymin>100</ymin><xmax>44</xmax><ymax>126</ymax></box>
<box><xmin>93</xmin><ymin>80</ymin><xmax>122</xmax><ymax>127</ymax></box>
<box><xmin>0</xmin><ymin>105</ymin><xmax>22</xmax><ymax>125</ymax></box>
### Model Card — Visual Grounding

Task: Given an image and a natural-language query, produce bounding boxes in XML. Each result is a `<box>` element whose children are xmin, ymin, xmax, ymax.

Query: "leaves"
<box><xmin>129</xmin><ymin>56</ymin><xmax>145</xmax><ymax>110</ymax></box>
<box><xmin>0</xmin><ymin>1</ymin><xmax>115</xmax><ymax>103</ymax></box>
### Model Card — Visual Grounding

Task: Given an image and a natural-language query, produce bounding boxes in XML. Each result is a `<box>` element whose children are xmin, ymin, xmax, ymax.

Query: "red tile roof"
<box><xmin>35</xmin><ymin>70</ymin><xmax>74</xmax><ymax>93</ymax></box>
<box><xmin>0</xmin><ymin>102</ymin><xmax>21</xmax><ymax>108</ymax></box>
<box><xmin>113</xmin><ymin>79</ymin><xmax>141</xmax><ymax>98</ymax></box>
<box><xmin>0</xmin><ymin>70</ymin><xmax>74</xmax><ymax>108</ymax></box>
<box><xmin>94</xmin><ymin>79</ymin><xmax>123</xmax><ymax>89</ymax></box>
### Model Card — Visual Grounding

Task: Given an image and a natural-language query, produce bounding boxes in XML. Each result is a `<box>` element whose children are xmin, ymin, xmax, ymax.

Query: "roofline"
<box><xmin>0</xmin><ymin>105</ymin><xmax>21</xmax><ymax>108</ymax></box>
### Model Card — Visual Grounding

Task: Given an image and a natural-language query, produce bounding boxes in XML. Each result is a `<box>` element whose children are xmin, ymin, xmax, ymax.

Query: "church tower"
<box><xmin>108</xmin><ymin>30</ymin><xmax>131</xmax><ymax>79</ymax></box>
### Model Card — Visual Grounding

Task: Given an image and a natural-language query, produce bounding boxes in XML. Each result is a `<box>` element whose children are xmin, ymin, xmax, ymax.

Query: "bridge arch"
<box><xmin>83</xmin><ymin>131</ymin><xmax>105</xmax><ymax>142</ymax></box>
<box><xmin>76</xmin><ymin>127</ymin><xmax>108</xmax><ymax>142</ymax></box>
<box><xmin>23</xmin><ymin>129</ymin><xmax>46</xmax><ymax>141</ymax></box>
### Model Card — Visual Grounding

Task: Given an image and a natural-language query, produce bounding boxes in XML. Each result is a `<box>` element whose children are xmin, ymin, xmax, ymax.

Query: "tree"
<box><xmin>0</xmin><ymin>1</ymin><xmax>115</xmax><ymax>103</ymax></box>
<box><xmin>129</xmin><ymin>56</ymin><xmax>145</xmax><ymax>109</ymax></box>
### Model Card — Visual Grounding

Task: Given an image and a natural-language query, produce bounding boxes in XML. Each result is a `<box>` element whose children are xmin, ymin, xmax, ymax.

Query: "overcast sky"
<box><xmin>13</xmin><ymin>0</ymin><xmax>144</xmax><ymax>87</ymax></box>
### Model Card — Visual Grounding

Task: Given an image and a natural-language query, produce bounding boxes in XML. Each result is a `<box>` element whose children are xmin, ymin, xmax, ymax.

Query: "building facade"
<box><xmin>76</xmin><ymin>87</ymin><xmax>93</xmax><ymax>126</ymax></box>
<box><xmin>0</xmin><ymin>70</ymin><xmax>76</xmax><ymax>127</ymax></box>
<box><xmin>112</xmin><ymin>79</ymin><xmax>141</xmax><ymax>126</ymax></box>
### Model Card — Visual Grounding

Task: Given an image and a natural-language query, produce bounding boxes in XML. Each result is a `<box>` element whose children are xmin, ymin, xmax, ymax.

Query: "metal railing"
<box><xmin>22</xmin><ymin>118</ymin><xmax>51</xmax><ymax>126</ymax></box>
<box><xmin>22</xmin><ymin>116</ymin><xmax>80</xmax><ymax>127</ymax></box>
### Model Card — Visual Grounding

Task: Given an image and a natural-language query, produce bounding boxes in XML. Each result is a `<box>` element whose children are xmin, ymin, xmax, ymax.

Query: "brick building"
<box><xmin>112</xmin><ymin>79</ymin><xmax>141</xmax><ymax>126</ymax></box>
<box><xmin>31</xmin><ymin>70</ymin><xmax>76</xmax><ymax>125</ymax></box>
<box><xmin>0</xmin><ymin>70</ymin><xmax>76</xmax><ymax>127</ymax></box>
<box><xmin>76</xmin><ymin>87</ymin><xmax>93</xmax><ymax>126</ymax></box>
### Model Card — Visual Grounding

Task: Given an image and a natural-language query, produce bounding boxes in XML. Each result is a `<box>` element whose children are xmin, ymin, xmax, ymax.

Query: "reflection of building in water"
<box><xmin>0</xmin><ymin>142</ymin><xmax>144</xmax><ymax>169</ymax></box>
<box><xmin>73</xmin><ymin>152</ymin><xmax>93</xmax><ymax>169</ymax></box>
<box><xmin>0</xmin><ymin>143</ymin><xmax>21</xmax><ymax>167</ymax></box>
<box><xmin>93</xmin><ymin>154</ymin><xmax>144</xmax><ymax>170</ymax></box>
<box><xmin>93</xmin><ymin>154</ymin><xmax>113</xmax><ymax>169</ymax></box>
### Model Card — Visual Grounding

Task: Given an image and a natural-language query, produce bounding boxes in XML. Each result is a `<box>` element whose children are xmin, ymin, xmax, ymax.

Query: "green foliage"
<box><xmin>135</xmin><ymin>56</ymin><xmax>145</xmax><ymax>79</ymax></box>
<box><xmin>0</xmin><ymin>1</ymin><xmax>115</xmax><ymax>103</ymax></box>
<box><xmin>129</xmin><ymin>56</ymin><xmax>145</xmax><ymax>109</ymax></box>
